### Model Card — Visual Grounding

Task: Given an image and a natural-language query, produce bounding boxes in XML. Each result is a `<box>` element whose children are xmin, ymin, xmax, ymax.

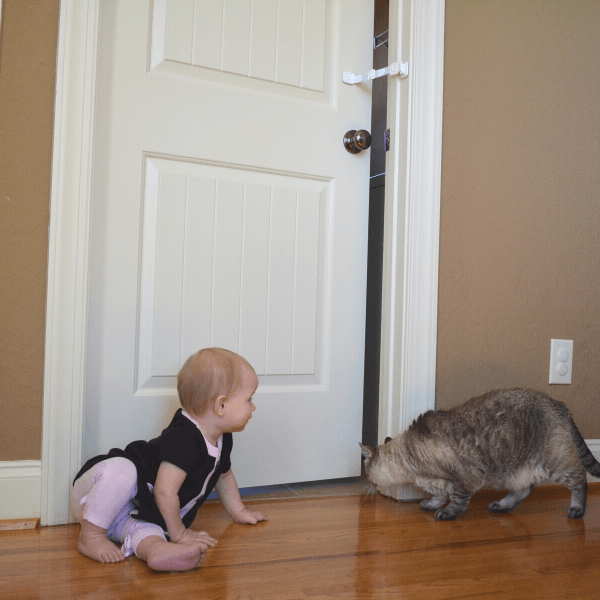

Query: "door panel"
<box><xmin>151</xmin><ymin>0</ymin><xmax>331</xmax><ymax>100</ymax></box>
<box><xmin>86</xmin><ymin>0</ymin><xmax>374</xmax><ymax>487</ymax></box>
<box><xmin>155</xmin><ymin>0</ymin><xmax>327</xmax><ymax>89</ymax></box>
<box><xmin>137</xmin><ymin>156</ymin><xmax>328</xmax><ymax>393</ymax></box>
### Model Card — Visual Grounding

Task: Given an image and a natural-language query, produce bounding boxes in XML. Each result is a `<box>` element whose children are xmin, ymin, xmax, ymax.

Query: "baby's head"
<box><xmin>177</xmin><ymin>348</ymin><xmax>255</xmax><ymax>416</ymax></box>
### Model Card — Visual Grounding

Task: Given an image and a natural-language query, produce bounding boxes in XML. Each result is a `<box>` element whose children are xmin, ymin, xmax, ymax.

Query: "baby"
<box><xmin>71</xmin><ymin>348</ymin><xmax>267</xmax><ymax>571</ymax></box>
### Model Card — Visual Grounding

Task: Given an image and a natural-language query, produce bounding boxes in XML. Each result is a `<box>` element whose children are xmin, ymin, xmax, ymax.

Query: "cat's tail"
<box><xmin>571</xmin><ymin>418</ymin><xmax>600</xmax><ymax>477</ymax></box>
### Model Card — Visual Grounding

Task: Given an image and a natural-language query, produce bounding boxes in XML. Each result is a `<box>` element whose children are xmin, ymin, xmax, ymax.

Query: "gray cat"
<box><xmin>360</xmin><ymin>388</ymin><xmax>600</xmax><ymax>520</ymax></box>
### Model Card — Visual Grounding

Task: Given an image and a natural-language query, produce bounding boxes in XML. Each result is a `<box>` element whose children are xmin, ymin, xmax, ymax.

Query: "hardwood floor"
<box><xmin>1</xmin><ymin>484</ymin><xmax>600</xmax><ymax>599</ymax></box>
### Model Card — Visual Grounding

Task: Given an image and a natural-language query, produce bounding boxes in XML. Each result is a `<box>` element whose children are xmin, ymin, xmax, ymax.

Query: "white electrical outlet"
<box><xmin>549</xmin><ymin>339</ymin><xmax>573</xmax><ymax>384</ymax></box>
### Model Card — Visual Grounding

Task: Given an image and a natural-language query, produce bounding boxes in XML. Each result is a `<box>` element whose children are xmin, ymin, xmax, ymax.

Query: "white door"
<box><xmin>85</xmin><ymin>0</ymin><xmax>374</xmax><ymax>488</ymax></box>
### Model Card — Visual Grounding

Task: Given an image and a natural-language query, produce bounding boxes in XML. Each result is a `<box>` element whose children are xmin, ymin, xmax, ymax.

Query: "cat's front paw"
<box><xmin>420</xmin><ymin>499</ymin><xmax>436</xmax><ymax>512</ymax></box>
<box><xmin>567</xmin><ymin>506</ymin><xmax>585</xmax><ymax>519</ymax></box>
<box><xmin>420</xmin><ymin>498</ymin><xmax>445</xmax><ymax>512</ymax></box>
<box><xmin>435</xmin><ymin>507</ymin><xmax>460</xmax><ymax>521</ymax></box>
<box><xmin>488</xmin><ymin>501</ymin><xmax>511</xmax><ymax>513</ymax></box>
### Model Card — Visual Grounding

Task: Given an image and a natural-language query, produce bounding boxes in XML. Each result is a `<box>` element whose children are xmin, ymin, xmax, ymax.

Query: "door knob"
<box><xmin>343</xmin><ymin>129</ymin><xmax>372</xmax><ymax>154</ymax></box>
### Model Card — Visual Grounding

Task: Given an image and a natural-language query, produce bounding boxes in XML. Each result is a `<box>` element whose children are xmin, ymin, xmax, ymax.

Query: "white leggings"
<box><xmin>71</xmin><ymin>457</ymin><xmax>166</xmax><ymax>558</ymax></box>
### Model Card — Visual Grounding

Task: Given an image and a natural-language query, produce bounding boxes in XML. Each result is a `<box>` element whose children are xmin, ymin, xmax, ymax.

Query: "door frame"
<box><xmin>378</xmin><ymin>0</ymin><xmax>445</xmax><ymax>501</ymax></box>
<box><xmin>41</xmin><ymin>0</ymin><xmax>445</xmax><ymax>525</ymax></box>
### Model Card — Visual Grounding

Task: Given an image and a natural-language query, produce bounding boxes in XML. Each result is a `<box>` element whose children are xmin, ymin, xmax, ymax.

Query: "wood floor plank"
<box><xmin>1</xmin><ymin>485</ymin><xmax>599</xmax><ymax>599</ymax></box>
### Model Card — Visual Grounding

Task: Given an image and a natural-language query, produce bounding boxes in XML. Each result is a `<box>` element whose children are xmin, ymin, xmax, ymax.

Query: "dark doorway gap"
<box><xmin>362</xmin><ymin>0</ymin><xmax>389</xmax><ymax>448</ymax></box>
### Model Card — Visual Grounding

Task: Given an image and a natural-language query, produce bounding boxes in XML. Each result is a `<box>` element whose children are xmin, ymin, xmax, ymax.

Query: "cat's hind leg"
<box><xmin>549</xmin><ymin>469</ymin><xmax>587</xmax><ymax>518</ymax></box>
<box><xmin>567</xmin><ymin>480</ymin><xmax>587</xmax><ymax>519</ymax></box>
<box><xmin>488</xmin><ymin>484</ymin><xmax>534</xmax><ymax>513</ymax></box>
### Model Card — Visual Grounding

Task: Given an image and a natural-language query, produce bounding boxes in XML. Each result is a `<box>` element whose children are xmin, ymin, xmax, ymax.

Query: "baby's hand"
<box><xmin>175</xmin><ymin>528</ymin><xmax>218</xmax><ymax>548</ymax></box>
<box><xmin>231</xmin><ymin>508</ymin><xmax>269</xmax><ymax>525</ymax></box>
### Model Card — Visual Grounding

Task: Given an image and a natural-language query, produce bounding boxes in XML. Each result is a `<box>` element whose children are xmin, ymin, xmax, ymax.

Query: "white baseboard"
<box><xmin>585</xmin><ymin>439</ymin><xmax>600</xmax><ymax>454</ymax></box>
<box><xmin>586</xmin><ymin>439</ymin><xmax>600</xmax><ymax>482</ymax></box>
<box><xmin>0</xmin><ymin>461</ymin><xmax>42</xmax><ymax>520</ymax></box>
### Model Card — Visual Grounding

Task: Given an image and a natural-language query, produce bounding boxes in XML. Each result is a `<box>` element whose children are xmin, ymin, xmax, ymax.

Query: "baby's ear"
<box><xmin>384</xmin><ymin>436</ymin><xmax>392</xmax><ymax>443</ymax></box>
<box><xmin>359</xmin><ymin>442</ymin><xmax>375</xmax><ymax>460</ymax></box>
<box><xmin>214</xmin><ymin>394</ymin><xmax>227</xmax><ymax>416</ymax></box>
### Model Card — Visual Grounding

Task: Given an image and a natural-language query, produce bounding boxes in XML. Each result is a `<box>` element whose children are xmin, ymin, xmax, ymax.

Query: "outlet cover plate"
<box><xmin>549</xmin><ymin>339</ymin><xmax>573</xmax><ymax>384</ymax></box>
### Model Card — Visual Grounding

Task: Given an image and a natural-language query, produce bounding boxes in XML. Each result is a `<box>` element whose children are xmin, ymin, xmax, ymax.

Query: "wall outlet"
<box><xmin>549</xmin><ymin>339</ymin><xmax>573</xmax><ymax>384</ymax></box>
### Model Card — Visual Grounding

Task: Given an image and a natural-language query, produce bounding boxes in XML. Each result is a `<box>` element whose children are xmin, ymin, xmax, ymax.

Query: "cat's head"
<box><xmin>359</xmin><ymin>437</ymin><xmax>400</xmax><ymax>487</ymax></box>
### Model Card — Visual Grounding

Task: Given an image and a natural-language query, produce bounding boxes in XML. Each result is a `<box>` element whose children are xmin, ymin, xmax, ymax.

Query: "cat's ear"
<box><xmin>359</xmin><ymin>442</ymin><xmax>375</xmax><ymax>460</ymax></box>
<box><xmin>384</xmin><ymin>437</ymin><xmax>392</xmax><ymax>443</ymax></box>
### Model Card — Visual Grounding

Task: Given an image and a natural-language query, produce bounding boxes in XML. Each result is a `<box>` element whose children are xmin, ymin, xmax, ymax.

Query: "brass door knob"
<box><xmin>343</xmin><ymin>129</ymin><xmax>372</xmax><ymax>154</ymax></box>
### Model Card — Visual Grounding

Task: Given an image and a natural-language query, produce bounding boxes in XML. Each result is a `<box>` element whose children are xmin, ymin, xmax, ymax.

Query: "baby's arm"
<box><xmin>154</xmin><ymin>461</ymin><xmax>217</xmax><ymax>547</ymax></box>
<box><xmin>215</xmin><ymin>469</ymin><xmax>268</xmax><ymax>524</ymax></box>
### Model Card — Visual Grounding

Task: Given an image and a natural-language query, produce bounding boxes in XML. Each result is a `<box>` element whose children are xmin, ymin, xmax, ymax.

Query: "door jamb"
<box><xmin>41</xmin><ymin>0</ymin><xmax>444</xmax><ymax>524</ymax></box>
<box><xmin>378</xmin><ymin>0</ymin><xmax>445</xmax><ymax>500</ymax></box>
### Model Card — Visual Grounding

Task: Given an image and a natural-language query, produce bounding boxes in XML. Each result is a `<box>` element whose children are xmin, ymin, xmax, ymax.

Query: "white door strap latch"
<box><xmin>342</xmin><ymin>62</ymin><xmax>409</xmax><ymax>85</ymax></box>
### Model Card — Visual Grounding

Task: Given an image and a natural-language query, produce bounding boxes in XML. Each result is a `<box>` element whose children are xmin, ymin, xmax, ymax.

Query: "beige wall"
<box><xmin>2</xmin><ymin>0</ymin><xmax>599</xmax><ymax>462</ymax></box>
<box><xmin>0</xmin><ymin>0</ymin><xmax>60</xmax><ymax>460</ymax></box>
<box><xmin>437</xmin><ymin>0</ymin><xmax>600</xmax><ymax>437</ymax></box>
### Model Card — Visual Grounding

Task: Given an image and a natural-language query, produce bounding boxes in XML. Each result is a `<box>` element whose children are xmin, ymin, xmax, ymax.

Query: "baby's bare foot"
<box><xmin>137</xmin><ymin>536</ymin><xmax>205</xmax><ymax>571</ymax></box>
<box><xmin>77</xmin><ymin>520</ymin><xmax>125</xmax><ymax>563</ymax></box>
<box><xmin>147</xmin><ymin>544</ymin><xmax>205</xmax><ymax>572</ymax></box>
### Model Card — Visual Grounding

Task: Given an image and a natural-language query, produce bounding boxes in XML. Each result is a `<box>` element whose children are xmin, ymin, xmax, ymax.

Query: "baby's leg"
<box><xmin>121</xmin><ymin>519</ymin><xmax>205</xmax><ymax>571</ymax></box>
<box><xmin>71</xmin><ymin>457</ymin><xmax>138</xmax><ymax>563</ymax></box>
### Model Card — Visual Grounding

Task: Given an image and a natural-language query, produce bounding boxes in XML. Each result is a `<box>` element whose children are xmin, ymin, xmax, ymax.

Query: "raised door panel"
<box><xmin>151</xmin><ymin>0</ymin><xmax>329</xmax><ymax>98</ymax></box>
<box><xmin>137</xmin><ymin>156</ymin><xmax>329</xmax><ymax>395</ymax></box>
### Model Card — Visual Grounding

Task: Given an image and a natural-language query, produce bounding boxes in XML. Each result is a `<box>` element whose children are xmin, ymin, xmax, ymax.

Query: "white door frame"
<box><xmin>41</xmin><ymin>0</ymin><xmax>444</xmax><ymax>525</ymax></box>
<box><xmin>378</xmin><ymin>0</ymin><xmax>445</xmax><ymax>501</ymax></box>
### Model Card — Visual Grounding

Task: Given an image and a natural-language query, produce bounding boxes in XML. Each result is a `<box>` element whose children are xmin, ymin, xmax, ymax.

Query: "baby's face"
<box><xmin>222</xmin><ymin>366</ymin><xmax>258</xmax><ymax>433</ymax></box>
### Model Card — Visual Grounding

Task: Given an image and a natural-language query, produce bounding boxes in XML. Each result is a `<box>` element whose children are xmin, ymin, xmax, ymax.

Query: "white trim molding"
<box><xmin>0</xmin><ymin>461</ymin><xmax>42</xmax><ymax>520</ymax></box>
<box><xmin>586</xmin><ymin>440</ymin><xmax>600</xmax><ymax>482</ymax></box>
<box><xmin>41</xmin><ymin>0</ymin><xmax>100</xmax><ymax>526</ymax></box>
<box><xmin>377</xmin><ymin>0</ymin><xmax>445</xmax><ymax>501</ymax></box>
<box><xmin>586</xmin><ymin>440</ymin><xmax>600</xmax><ymax>455</ymax></box>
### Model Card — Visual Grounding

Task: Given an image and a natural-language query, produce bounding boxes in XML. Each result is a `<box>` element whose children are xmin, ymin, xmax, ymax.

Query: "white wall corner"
<box><xmin>0</xmin><ymin>461</ymin><xmax>42</xmax><ymax>520</ymax></box>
